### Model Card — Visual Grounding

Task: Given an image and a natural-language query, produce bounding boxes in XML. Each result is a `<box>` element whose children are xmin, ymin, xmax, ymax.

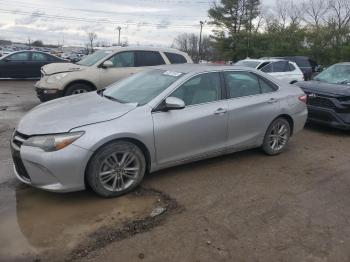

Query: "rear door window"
<box><xmin>224</xmin><ymin>71</ymin><xmax>261</xmax><ymax>98</ymax></box>
<box><xmin>164</xmin><ymin>52</ymin><xmax>187</xmax><ymax>64</ymax></box>
<box><xmin>32</xmin><ymin>52</ymin><xmax>49</xmax><ymax>61</ymax></box>
<box><xmin>261</xmin><ymin>61</ymin><xmax>288</xmax><ymax>73</ymax></box>
<box><xmin>135</xmin><ymin>51</ymin><xmax>165</xmax><ymax>67</ymax></box>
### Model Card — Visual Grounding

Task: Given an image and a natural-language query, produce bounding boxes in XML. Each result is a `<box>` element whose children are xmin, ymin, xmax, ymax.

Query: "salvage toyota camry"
<box><xmin>11</xmin><ymin>64</ymin><xmax>308</xmax><ymax>197</ymax></box>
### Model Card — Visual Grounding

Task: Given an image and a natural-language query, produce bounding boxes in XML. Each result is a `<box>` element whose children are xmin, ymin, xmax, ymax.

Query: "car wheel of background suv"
<box><xmin>86</xmin><ymin>141</ymin><xmax>146</xmax><ymax>198</ymax></box>
<box><xmin>65</xmin><ymin>83</ymin><xmax>93</xmax><ymax>96</ymax></box>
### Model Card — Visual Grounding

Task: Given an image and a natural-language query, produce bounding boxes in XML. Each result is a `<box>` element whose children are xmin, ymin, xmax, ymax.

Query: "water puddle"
<box><xmin>0</xmin><ymin>184</ymin><xmax>174</xmax><ymax>261</ymax></box>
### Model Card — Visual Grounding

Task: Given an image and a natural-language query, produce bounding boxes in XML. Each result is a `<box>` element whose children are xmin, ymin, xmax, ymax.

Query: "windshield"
<box><xmin>76</xmin><ymin>50</ymin><xmax>113</xmax><ymax>66</ymax></box>
<box><xmin>314</xmin><ymin>64</ymin><xmax>350</xmax><ymax>84</ymax></box>
<box><xmin>103</xmin><ymin>69</ymin><xmax>183</xmax><ymax>105</ymax></box>
<box><xmin>235</xmin><ymin>60</ymin><xmax>260</xmax><ymax>68</ymax></box>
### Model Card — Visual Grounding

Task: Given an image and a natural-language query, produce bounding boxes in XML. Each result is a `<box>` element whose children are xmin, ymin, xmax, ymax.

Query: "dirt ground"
<box><xmin>0</xmin><ymin>80</ymin><xmax>349</xmax><ymax>262</ymax></box>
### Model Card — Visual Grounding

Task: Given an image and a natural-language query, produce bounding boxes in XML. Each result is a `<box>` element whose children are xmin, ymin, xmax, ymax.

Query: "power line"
<box><xmin>0</xmin><ymin>8</ymin><xmax>216</xmax><ymax>29</ymax></box>
<box><xmin>0</xmin><ymin>0</ymin><xmax>213</xmax><ymax>19</ymax></box>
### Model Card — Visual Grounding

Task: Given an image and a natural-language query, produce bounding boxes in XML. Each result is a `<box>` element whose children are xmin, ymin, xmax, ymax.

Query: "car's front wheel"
<box><xmin>86</xmin><ymin>141</ymin><xmax>146</xmax><ymax>197</ymax></box>
<box><xmin>65</xmin><ymin>83</ymin><xmax>92</xmax><ymax>96</ymax></box>
<box><xmin>262</xmin><ymin>117</ymin><xmax>291</xmax><ymax>155</ymax></box>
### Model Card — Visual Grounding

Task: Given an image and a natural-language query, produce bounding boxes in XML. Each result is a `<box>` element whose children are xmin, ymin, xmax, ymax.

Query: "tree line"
<box><xmin>173</xmin><ymin>0</ymin><xmax>350</xmax><ymax>66</ymax></box>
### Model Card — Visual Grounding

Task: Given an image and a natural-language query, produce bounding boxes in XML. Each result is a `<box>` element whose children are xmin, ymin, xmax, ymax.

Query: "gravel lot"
<box><xmin>0</xmin><ymin>80</ymin><xmax>350</xmax><ymax>262</ymax></box>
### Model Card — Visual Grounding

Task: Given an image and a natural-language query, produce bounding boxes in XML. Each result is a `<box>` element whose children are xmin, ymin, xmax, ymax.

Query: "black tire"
<box><xmin>64</xmin><ymin>83</ymin><xmax>92</xmax><ymax>96</ymax></box>
<box><xmin>86</xmin><ymin>141</ymin><xmax>146</xmax><ymax>198</ymax></box>
<box><xmin>262</xmin><ymin>117</ymin><xmax>291</xmax><ymax>155</ymax></box>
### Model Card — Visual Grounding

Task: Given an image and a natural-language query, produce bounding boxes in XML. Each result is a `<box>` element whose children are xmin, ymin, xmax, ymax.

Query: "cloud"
<box><xmin>156</xmin><ymin>19</ymin><xmax>171</xmax><ymax>29</ymax></box>
<box><xmin>15</xmin><ymin>10</ymin><xmax>47</xmax><ymax>25</ymax></box>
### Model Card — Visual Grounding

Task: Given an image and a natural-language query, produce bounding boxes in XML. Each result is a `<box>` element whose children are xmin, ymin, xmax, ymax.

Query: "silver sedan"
<box><xmin>11</xmin><ymin>64</ymin><xmax>308</xmax><ymax>197</ymax></box>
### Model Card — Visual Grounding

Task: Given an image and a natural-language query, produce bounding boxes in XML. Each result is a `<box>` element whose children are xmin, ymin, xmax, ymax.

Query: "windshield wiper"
<box><xmin>103</xmin><ymin>94</ymin><xmax>126</xmax><ymax>103</ymax></box>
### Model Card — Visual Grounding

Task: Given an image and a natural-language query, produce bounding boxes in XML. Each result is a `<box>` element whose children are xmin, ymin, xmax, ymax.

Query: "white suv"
<box><xmin>35</xmin><ymin>46</ymin><xmax>192</xmax><ymax>101</ymax></box>
<box><xmin>235</xmin><ymin>58</ymin><xmax>304</xmax><ymax>84</ymax></box>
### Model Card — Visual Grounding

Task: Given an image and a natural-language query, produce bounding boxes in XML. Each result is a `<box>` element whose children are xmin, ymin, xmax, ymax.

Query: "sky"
<box><xmin>0</xmin><ymin>0</ymin><xmax>277</xmax><ymax>47</ymax></box>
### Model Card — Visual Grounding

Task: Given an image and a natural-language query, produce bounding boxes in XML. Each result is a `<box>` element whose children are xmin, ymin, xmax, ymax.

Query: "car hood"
<box><xmin>296</xmin><ymin>80</ymin><xmax>350</xmax><ymax>96</ymax></box>
<box><xmin>42</xmin><ymin>62</ymin><xmax>87</xmax><ymax>75</ymax></box>
<box><xmin>17</xmin><ymin>92</ymin><xmax>138</xmax><ymax>136</ymax></box>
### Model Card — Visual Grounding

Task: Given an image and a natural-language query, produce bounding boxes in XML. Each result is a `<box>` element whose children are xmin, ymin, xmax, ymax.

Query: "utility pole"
<box><xmin>116</xmin><ymin>26</ymin><xmax>121</xmax><ymax>46</ymax></box>
<box><xmin>28</xmin><ymin>37</ymin><xmax>31</xmax><ymax>50</ymax></box>
<box><xmin>198</xmin><ymin>21</ymin><xmax>204</xmax><ymax>63</ymax></box>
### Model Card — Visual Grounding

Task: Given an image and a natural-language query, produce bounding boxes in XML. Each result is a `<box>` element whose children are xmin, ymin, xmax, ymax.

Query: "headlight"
<box><xmin>47</xmin><ymin>73</ymin><xmax>68</xmax><ymax>83</ymax></box>
<box><xmin>23</xmin><ymin>132</ymin><xmax>84</xmax><ymax>152</ymax></box>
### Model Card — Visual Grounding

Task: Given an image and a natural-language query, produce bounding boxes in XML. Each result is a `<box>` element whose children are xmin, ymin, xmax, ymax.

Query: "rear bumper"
<box><xmin>307</xmin><ymin>106</ymin><xmax>350</xmax><ymax>130</ymax></box>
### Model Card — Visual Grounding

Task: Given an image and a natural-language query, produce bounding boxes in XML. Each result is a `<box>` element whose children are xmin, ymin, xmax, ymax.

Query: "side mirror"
<box><xmin>162</xmin><ymin>97</ymin><xmax>185</xmax><ymax>111</ymax></box>
<box><xmin>3</xmin><ymin>58</ymin><xmax>10</xmax><ymax>62</ymax></box>
<box><xmin>102</xmin><ymin>60</ymin><xmax>113</xmax><ymax>69</ymax></box>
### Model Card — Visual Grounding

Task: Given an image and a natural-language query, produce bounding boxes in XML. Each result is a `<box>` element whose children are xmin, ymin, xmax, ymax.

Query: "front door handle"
<box><xmin>267</xmin><ymin>98</ymin><xmax>279</xmax><ymax>104</ymax></box>
<box><xmin>214</xmin><ymin>108</ymin><xmax>227</xmax><ymax>115</ymax></box>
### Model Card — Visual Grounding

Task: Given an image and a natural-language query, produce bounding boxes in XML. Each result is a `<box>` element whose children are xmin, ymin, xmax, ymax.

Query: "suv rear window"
<box><xmin>164</xmin><ymin>52</ymin><xmax>187</xmax><ymax>64</ymax></box>
<box><xmin>135</xmin><ymin>51</ymin><xmax>165</xmax><ymax>66</ymax></box>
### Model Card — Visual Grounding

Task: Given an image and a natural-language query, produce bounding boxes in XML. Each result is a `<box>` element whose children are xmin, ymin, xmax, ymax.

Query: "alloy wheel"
<box><xmin>268</xmin><ymin>120</ymin><xmax>289</xmax><ymax>152</ymax></box>
<box><xmin>99</xmin><ymin>151</ymin><xmax>140</xmax><ymax>192</ymax></box>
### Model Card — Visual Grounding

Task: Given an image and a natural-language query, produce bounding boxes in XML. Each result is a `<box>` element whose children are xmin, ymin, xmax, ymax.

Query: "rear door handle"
<box><xmin>214</xmin><ymin>108</ymin><xmax>227</xmax><ymax>115</ymax></box>
<box><xmin>267</xmin><ymin>98</ymin><xmax>279</xmax><ymax>104</ymax></box>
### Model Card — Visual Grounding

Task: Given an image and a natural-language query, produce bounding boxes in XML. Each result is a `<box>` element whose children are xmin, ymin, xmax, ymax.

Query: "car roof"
<box><xmin>152</xmin><ymin>64</ymin><xmax>258</xmax><ymax>74</ymax></box>
<box><xmin>102</xmin><ymin>46</ymin><xmax>188</xmax><ymax>55</ymax></box>
<box><xmin>241</xmin><ymin>58</ymin><xmax>289</xmax><ymax>63</ymax></box>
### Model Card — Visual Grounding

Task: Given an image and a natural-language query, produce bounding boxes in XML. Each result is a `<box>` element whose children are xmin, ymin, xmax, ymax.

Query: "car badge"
<box><xmin>308</xmin><ymin>93</ymin><xmax>317</xmax><ymax>99</ymax></box>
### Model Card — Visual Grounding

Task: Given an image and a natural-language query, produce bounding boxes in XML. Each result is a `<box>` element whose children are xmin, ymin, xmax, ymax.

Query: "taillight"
<box><xmin>298</xmin><ymin>94</ymin><xmax>307</xmax><ymax>103</ymax></box>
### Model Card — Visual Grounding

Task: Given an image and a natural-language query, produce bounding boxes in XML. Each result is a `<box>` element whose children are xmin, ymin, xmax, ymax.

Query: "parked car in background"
<box><xmin>235</xmin><ymin>59</ymin><xmax>304</xmax><ymax>84</ymax></box>
<box><xmin>262</xmin><ymin>56</ymin><xmax>319</xmax><ymax>81</ymax></box>
<box><xmin>11</xmin><ymin>64</ymin><xmax>307</xmax><ymax>197</ymax></box>
<box><xmin>0</xmin><ymin>51</ymin><xmax>67</xmax><ymax>79</ymax></box>
<box><xmin>35</xmin><ymin>46</ymin><xmax>193</xmax><ymax>102</ymax></box>
<box><xmin>296</xmin><ymin>62</ymin><xmax>350</xmax><ymax>130</ymax></box>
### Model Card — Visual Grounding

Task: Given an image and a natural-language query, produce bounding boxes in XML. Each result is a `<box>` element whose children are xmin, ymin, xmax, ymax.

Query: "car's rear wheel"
<box><xmin>86</xmin><ymin>141</ymin><xmax>146</xmax><ymax>197</ymax></box>
<box><xmin>262</xmin><ymin>117</ymin><xmax>291</xmax><ymax>155</ymax></box>
<box><xmin>65</xmin><ymin>83</ymin><xmax>92</xmax><ymax>96</ymax></box>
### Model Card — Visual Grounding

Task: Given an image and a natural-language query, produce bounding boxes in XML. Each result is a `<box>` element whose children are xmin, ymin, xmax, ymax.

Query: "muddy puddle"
<box><xmin>0</xmin><ymin>184</ymin><xmax>175</xmax><ymax>261</ymax></box>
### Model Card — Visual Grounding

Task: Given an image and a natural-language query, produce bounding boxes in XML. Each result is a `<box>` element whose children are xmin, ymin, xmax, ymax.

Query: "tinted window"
<box><xmin>164</xmin><ymin>52</ymin><xmax>187</xmax><ymax>64</ymax></box>
<box><xmin>32</xmin><ymin>52</ymin><xmax>48</xmax><ymax>61</ymax></box>
<box><xmin>257</xmin><ymin>62</ymin><xmax>270</xmax><ymax>69</ymax></box>
<box><xmin>288</xmin><ymin>62</ymin><xmax>296</xmax><ymax>71</ymax></box>
<box><xmin>135</xmin><ymin>51</ymin><xmax>165</xmax><ymax>66</ymax></box>
<box><xmin>259</xmin><ymin>77</ymin><xmax>278</xmax><ymax>93</ymax></box>
<box><xmin>261</xmin><ymin>61</ymin><xmax>288</xmax><ymax>73</ymax></box>
<box><xmin>171</xmin><ymin>72</ymin><xmax>221</xmax><ymax>106</ymax></box>
<box><xmin>224</xmin><ymin>71</ymin><xmax>261</xmax><ymax>98</ymax></box>
<box><xmin>109</xmin><ymin>51</ymin><xmax>134</xmax><ymax>67</ymax></box>
<box><xmin>8</xmin><ymin>52</ymin><xmax>30</xmax><ymax>61</ymax></box>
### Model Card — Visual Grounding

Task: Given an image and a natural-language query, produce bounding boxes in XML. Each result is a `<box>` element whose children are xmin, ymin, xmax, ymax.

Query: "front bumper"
<box><xmin>307</xmin><ymin>106</ymin><xmax>350</xmax><ymax>130</ymax></box>
<box><xmin>11</xmin><ymin>133</ymin><xmax>94</xmax><ymax>193</ymax></box>
<box><xmin>35</xmin><ymin>81</ymin><xmax>63</xmax><ymax>102</ymax></box>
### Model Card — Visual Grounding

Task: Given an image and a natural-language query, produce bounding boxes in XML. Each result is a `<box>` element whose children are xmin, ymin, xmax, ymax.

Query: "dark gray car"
<box><xmin>296</xmin><ymin>63</ymin><xmax>350</xmax><ymax>130</ymax></box>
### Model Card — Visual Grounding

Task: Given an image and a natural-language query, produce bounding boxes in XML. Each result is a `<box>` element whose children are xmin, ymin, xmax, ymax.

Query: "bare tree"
<box><xmin>301</xmin><ymin>0</ymin><xmax>329</xmax><ymax>27</ymax></box>
<box><xmin>87</xmin><ymin>32</ymin><xmax>97</xmax><ymax>53</ymax></box>
<box><xmin>328</xmin><ymin>0</ymin><xmax>350</xmax><ymax>30</ymax></box>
